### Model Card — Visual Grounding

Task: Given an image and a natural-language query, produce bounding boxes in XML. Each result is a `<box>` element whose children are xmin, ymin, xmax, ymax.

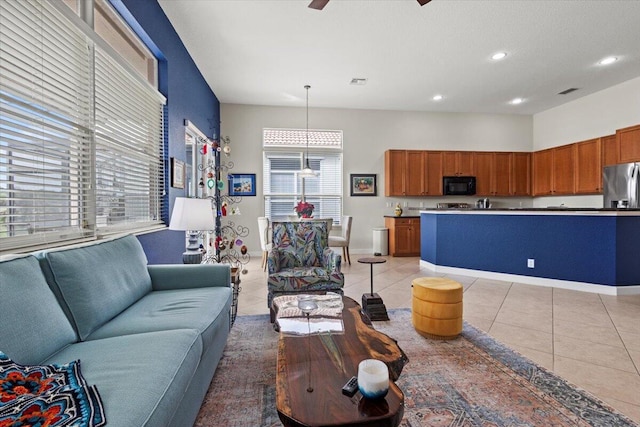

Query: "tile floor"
<box><xmin>235</xmin><ymin>255</ymin><xmax>640</xmax><ymax>423</ymax></box>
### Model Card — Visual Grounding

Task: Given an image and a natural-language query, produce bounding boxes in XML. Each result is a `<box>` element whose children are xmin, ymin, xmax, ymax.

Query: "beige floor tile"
<box><xmin>462</xmin><ymin>302</ymin><xmax>501</xmax><ymax>322</ymax></box>
<box><xmin>505</xmin><ymin>342</ymin><xmax>555</xmax><ymax>371</ymax></box>
<box><xmin>488</xmin><ymin>321</ymin><xmax>553</xmax><ymax>354</ymax></box>
<box><xmin>609</xmin><ymin>311</ymin><xmax>640</xmax><ymax>334</ymax></box>
<box><xmin>499</xmin><ymin>298</ymin><xmax>553</xmax><ymax>318</ymax></box>
<box><xmin>553</xmin><ymin>304</ymin><xmax>615</xmax><ymax>327</ymax></box>
<box><xmin>553</xmin><ymin>318</ymin><xmax>625</xmax><ymax>348</ymax></box>
<box><xmin>494</xmin><ymin>307</ymin><xmax>553</xmax><ymax>333</ymax></box>
<box><xmin>618</xmin><ymin>329</ymin><xmax>640</xmax><ymax>352</ymax></box>
<box><xmin>554</xmin><ymin>335</ymin><xmax>637</xmax><ymax>373</ymax></box>
<box><xmin>554</xmin><ymin>355</ymin><xmax>640</xmax><ymax>407</ymax></box>
<box><xmin>464</xmin><ymin>317</ymin><xmax>493</xmax><ymax>333</ymax></box>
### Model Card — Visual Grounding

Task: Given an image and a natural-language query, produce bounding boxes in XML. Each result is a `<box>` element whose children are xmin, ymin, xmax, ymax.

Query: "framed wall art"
<box><xmin>171</xmin><ymin>157</ymin><xmax>185</xmax><ymax>189</ymax></box>
<box><xmin>350</xmin><ymin>174</ymin><xmax>377</xmax><ymax>196</ymax></box>
<box><xmin>228</xmin><ymin>173</ymin><xmax>256</xmax><ymax>196</ymax></box>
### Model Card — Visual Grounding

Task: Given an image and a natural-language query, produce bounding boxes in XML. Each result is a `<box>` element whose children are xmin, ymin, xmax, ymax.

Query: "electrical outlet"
<box><xmin>527</xmin><ymin>259</ymin><xmax>535</xmax><ymax>268</ymax></box>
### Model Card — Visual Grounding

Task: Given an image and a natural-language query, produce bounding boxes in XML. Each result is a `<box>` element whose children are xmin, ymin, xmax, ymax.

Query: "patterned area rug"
<box><xmin>195</xmin><ymin>309</ymin><xmax>637</xmax><ymax>427</ymax></box>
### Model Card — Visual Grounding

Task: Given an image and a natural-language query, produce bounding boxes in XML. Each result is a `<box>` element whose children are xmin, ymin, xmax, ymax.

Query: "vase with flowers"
<box><xmin>294</xmin><ymin>200</ymin><xmax>315</xmax><ymax>218</ymax></box>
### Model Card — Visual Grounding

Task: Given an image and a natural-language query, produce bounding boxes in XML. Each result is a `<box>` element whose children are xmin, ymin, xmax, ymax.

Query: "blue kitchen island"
<box><xmin>420</xmin><ymin>209</ymin><xmax>640</xmax><ymax>295</ymax></box>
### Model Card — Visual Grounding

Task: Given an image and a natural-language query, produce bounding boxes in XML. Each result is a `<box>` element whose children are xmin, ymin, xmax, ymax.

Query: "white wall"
<box><xmin>532</xmin><ymin>75</ymin><xmax>640</xmax><ymax>207</ymax></box>
<box><xmin>220</xmin><ymin>104</ymin><xmax>532</xmax><ymax>256</ymax></box>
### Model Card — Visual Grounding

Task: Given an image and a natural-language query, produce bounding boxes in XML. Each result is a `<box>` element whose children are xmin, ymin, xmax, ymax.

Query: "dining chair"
<box><xmin>329</xmin><ymin>215</ymin><xmax>352</xmax><ymax>265</ymax></box>
<box><xmin>257</xmin><ymin>217</ymin><xmax>272</xmax><ymax>271</ymax></box>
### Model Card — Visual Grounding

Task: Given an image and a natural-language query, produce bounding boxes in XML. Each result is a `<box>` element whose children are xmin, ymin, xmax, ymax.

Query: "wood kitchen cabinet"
<box><xmin>384</xmin><ymin>150</ymin><xmax>406</xmax><ymax>196</ymax></box>
<box><xmin>511</xmin><ymin>152</ymin><xmax>531</xmax><ymax>196</ymax></box>
<box><xmin>385</xmin><ymin>150</ymin><xmax>442</xmax><ymax>196</ymax></box>
<box><xmin>602</xmin><ymin>134</ymin><xmax>618</xmax><ymax>167</ymax></box>
<box><xmin>385</xmin><ymin>216</ymin><xmax>420</xmax><ymax>257</ymax></box>
<box><xmin>474</xmin><ymin>152</ymin><xmax>513</xmax><ymax>196</ymax></box>
<box><xmin>617</xmin><ymin>124</ymin><xmax>640</xmax><ymax>163</ymax></box>
<box><xmin>442</xmin><ymin>151</ymin><xmax>474</xmax><ymax>176</ymax></box>
<box><xmin>533</xmin><ymin>145</ymin><xmax>575</xmax><ymax>195</ymax></box>
<box><xmin>575</xmin><ymin>138</ymin><xmax>602</xmax><ymax>194</ymax></box>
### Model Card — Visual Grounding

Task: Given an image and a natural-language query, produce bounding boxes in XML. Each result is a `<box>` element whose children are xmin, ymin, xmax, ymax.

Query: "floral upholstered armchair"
<box><xmin>267</xmin><ymin>221</ymin><xmax>344</xmax><ymax>314</ymax></box>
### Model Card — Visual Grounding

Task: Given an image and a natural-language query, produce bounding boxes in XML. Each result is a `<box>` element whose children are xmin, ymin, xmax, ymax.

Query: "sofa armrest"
<box><xmin>148</xmin><ymin>264</ymin><xmax>231</xmax><ymax>291</ymax></box>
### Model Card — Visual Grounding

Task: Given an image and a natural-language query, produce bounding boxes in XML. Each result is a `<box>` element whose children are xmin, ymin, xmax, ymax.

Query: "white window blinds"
<box><xmin>94</xmin><ymin>47</ymin><xmax>165</xmax><ymax>232</ymax></box>
<box><xmin>0</xmin><ymin>0</ymin><xmax>165</xmax><ymax>252</ymax></box>
<box><xmin>0</xmin><ymin>0</ymin><xmax>93</xmax><ymax>251</ymax></box>
<box><xmin>263</xmin><ymin>129</ymin><xmax>343</xmax><ymax>225</ymax></box>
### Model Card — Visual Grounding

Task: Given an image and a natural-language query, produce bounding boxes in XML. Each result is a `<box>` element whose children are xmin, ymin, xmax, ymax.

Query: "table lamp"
<box><xmin>169</xmin><ymin>197</ymin><xmax>215</xmax><ymax>264</ymax></box>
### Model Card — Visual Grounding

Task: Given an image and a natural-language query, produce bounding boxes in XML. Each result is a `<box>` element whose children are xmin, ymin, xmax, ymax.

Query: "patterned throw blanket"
<box><xmin>0</xmin><ymin>351</ymin><xmax>105</xmax><ymax>427</ymax></box>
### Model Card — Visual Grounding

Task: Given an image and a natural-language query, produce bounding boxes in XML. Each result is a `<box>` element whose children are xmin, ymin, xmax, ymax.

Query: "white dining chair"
<box><xmin>257</xmin><ymin>217</ymin><xmax>271</xmax><ymax>271</ymax></box>
<box><xmin>329</xmin><ymin>215</ymin><xmax>352</xmax><ymax>265</ymax></box>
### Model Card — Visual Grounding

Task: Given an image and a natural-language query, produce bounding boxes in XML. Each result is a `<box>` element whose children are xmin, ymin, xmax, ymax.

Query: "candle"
<box><xmin>357</xmin><ymin>359</ymin><xmax>389</xmax><ymax>399</ymax></box>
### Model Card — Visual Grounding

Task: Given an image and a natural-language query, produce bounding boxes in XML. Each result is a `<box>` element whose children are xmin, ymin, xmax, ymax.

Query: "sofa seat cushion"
<box><xmin>0</xmin><ymin>255</ymin><xmax>77</xmax><ymax>365</ymax></box>
<box><xmin>44</xmin><ymin>329</ymin><xmax>202</xmax><ymax>427</ymax></box>
<box><xmin>86</xmin><ymin>287</ymin><xmax>232</xmax><ymax>350</ymax></box>
<box><xmin>40</xmin><ymin>235</ymin><xmax>152</xmax><ymax>341</ymax></box>
<box><xmin>268</xmin><ymin>267</ymin><xmax>342</xmax><ymax>291</ymax></box>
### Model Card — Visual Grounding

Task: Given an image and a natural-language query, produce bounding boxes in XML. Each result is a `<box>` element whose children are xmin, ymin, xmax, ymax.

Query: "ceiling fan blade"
<box><xmin>417</xmin><ymin>0</ymin><xmax>431</xmax><ymax>5</ymax></box>
<box><xmin>309</xmin><ymin>0</ymin><xmax>329</xmax><ymax>10</ymax></box>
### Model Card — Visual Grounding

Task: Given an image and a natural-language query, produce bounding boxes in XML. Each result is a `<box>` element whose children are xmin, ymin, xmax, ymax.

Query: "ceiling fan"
<box><xmin>309</xmin><ymin>0</ymin><xmax>431</xmax><ymax>10</ymax></box>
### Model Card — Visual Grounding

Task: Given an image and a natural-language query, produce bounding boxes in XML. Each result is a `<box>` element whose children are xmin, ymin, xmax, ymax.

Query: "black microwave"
<box><xmin>443</xmin><ymin>176</ymin><xmax>476</xmax><ymax>195</ymax></box>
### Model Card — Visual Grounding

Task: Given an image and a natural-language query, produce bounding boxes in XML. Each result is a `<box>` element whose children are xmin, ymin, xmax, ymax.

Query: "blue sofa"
<box><xmin>0</xmin><ymin>234</ymin><xmax>232</xmax><ymax>427</ymax></box>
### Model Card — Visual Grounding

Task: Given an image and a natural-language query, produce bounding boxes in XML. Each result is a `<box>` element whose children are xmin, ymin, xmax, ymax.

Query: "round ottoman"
<box><xmin>412</xmin><ymin>277</ymin><xmax>463</xmax><ymax>339</ymax></box>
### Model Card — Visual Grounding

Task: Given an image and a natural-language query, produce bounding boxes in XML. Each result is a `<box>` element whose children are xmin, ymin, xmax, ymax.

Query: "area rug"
<box><xmin>195</xmin><ymin>309</ymin><xmax>637</xmax><ymax>427</ymax></box>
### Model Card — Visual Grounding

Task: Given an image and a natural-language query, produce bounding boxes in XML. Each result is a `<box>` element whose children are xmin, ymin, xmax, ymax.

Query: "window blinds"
<box><xmin>0</xmin><ymin>0</ymin><xmax>165</xmax><ymax>252</ymax></box>
<box><xmin>0</xmin><ymin>0</ymin><xmax>93</xmax><ymax>250</ymax></box>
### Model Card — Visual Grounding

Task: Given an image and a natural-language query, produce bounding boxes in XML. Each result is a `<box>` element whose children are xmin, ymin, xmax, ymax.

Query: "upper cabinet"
<box><xmin>511</xmin><ymin>152</ymin><xmax>531</xmax><ymax>196</ymax></box>
<box><xmin>442</xmin><ymin>151</ymin><xmax>474</xmax><ymax>176</ymax></box>
<box><xmin>533</xmin><ymin>145</ymin><xmax>576</xmax><ymax>196</ymax></box>
<box><xmin>602</xmin><ymin>134</ymin><xmax>618</xmax><ymax>167</ymax></box>
<box><xmin>385</xmin><ymin>150</ymin><xmax>443</xmax><ymax>196</ymax></box>
<box><xmin>617</xmin><ymin>125</ymin><xmax>640</xmax><ymax>163</ymax></box>
<box><xmin>532</xmin><ymin>148</ymin><xmax>554</xmax><ymax>196</ymax></box>
<box><xmin>474</xmin><ymin>152</ymin><xmax>515</xmax><ymax>196</ymax></box>
<box><xmin>575</xmin><ymin>138</ymin><xmax>602</xmax><ymax>194</ymax></box>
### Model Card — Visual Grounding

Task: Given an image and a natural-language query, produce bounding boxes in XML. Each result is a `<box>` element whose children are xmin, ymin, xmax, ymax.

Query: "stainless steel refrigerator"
<box><xmin>603</xmin><ymin>162</ymin><xmax>640</xmax><ymax>208</ymax></box>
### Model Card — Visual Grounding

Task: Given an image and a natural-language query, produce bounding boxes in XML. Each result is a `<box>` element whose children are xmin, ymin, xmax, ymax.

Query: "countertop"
<box><xmin>416</xmin><ymin>208</ymin><xmax>640</xmax><ymax>216</ymax></box>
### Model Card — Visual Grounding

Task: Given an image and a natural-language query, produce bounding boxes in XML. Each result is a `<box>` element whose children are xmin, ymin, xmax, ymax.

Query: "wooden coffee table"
<box><xmin>275</xmin><ymin>296</ymin><xmax>408</xmax><ymax>427</ymax></box>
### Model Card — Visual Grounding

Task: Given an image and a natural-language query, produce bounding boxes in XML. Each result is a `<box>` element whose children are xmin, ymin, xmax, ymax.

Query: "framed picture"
<box><xmin>171</xmin><ymin>157</ymin><xmax>185</xmax><ymax>189</ymax></box>
<box><xmin>350</xmin><ymin>174</ymin><xmax>377</xmax><ymax>196</ymax></box>
<box><xmin>228</xmin><ymin>173</ymin><xmax>256</xmax><ymax>196</ymax></box>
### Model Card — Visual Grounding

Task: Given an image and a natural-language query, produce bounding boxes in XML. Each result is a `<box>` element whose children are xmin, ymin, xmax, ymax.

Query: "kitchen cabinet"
<box><xmin>533</xmin><ymin>145</ymin><xmax>575</xmax><ymax>195</ymax></box>
<box><xmin>385</xmin><ymin>216</ymin><xmax>420</xmax><ymax>257</ymax></box>
<box><xmin>511</xmin><ymin>152</ymin><xmax>531</xmax><ymax>196</ymax></box>
<box><xmin>617</xmin><ymin>124</ymin><xmax>640</xmax><ymax>163</ymax></box>
<box><xmin>384</xmin><ymin>150</ymin><xmax>406</xmax><ymax>196</ymax></box>
<box><xmin>442</xmin><ymin>151</ymin><xmax>474</xmax><ymax>176</ymax></box>
<box><xmin>474</xmin><ymin>152</ymin><xmax>513</xmax><ymax>196</ymax></box>
<box><xmin>575</xmin><ymin>138</ymin><xmax>602</xmax><ymax>194</ymax></box>
<box><xmin>602</xmin><ymin>134</ymin><xmax>618</xmax><ymax>167</ymax></box>
<box><xmin>385</xmin><ymin>150</ymin><xmax>442</xmax><ymax>196</ymax></box>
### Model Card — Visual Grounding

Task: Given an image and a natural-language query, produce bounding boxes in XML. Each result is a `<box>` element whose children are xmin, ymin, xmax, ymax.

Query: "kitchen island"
<box><xmin>420</xmin><ymin>209</ymin><xmax>640</xmax><ymax>295</ymax></box>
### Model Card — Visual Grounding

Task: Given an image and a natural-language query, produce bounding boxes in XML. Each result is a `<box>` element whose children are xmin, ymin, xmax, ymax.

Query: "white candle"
<box><xmin>357</xmin><ymin>359</ymin><xmax>389</xmax><ymax>399</ymax></box>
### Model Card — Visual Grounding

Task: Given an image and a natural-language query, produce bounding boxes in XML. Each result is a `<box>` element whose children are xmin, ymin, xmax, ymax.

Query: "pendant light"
<box><xmin>299</xmin><ymin>84</ymin><xmax>318</xmax><ymax>179</ymax></box>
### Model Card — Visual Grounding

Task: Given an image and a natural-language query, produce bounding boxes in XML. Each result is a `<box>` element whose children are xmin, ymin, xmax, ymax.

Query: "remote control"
<box><xmin>341</xmin><ymin>376</ymin><xmax>358</xmax><ymax>397</ymax></box>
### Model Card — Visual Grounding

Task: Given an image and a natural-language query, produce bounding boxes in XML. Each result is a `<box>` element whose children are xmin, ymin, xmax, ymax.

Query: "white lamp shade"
<box><xmin>169</xmin><ymin>197</ymin><xmax>215</xmax><ymax>231</ymax></box>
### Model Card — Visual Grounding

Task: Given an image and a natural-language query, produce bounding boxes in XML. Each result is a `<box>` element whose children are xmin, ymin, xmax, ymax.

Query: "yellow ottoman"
<box><xmin>412</xmin><ymin>277</ymin><xmax>463</xmax><ymax>340</ymax></box>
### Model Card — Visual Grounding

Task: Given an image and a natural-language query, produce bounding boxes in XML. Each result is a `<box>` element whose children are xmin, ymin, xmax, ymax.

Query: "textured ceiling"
<box><xmin>158</xmin><ymin>0</ymin><xmax>640</xmax><ymax>115</ymax></box>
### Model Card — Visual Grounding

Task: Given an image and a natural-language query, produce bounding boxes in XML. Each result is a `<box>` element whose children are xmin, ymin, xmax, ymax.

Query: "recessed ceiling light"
<box><xmin>510</xmin><ymin>97</ymin><xmax>524</xmax><ymax>105</ymax></box>
<box><xmin>432</xmin><ymin>94</ymin><xmax>443</xmax><ymax>101</ymax></box>
<box><xmin>350</xmin><ymin>78</ymin><xmax>368</xmax><ymax>85</ymax></box>
<box><xmin>491</xmin><ymin>52</ymin><xmax>507</xmax><ymax>60</ymax></box>
<box><xmin>598</xmin><ymin>56</ymin><xmax>617</xmax><ymax>66</ymax></box>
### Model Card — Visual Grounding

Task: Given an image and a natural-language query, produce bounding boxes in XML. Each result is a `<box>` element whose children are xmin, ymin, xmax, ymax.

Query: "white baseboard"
<box><xmin>420</xmin><ymin>260</ymin><xmax>640</xmax><ymax>296</ymax></box>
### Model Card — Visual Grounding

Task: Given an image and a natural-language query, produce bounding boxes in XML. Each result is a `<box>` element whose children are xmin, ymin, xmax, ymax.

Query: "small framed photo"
<box><xmin>228</xmin><ymin>173</ymin><xmax>256</xmax><ymax>196</ymax></box>
<box><xmin>350</xmin><ymin>174</ymin><xmax>377</xmax><ymax>196</ymax></box>
<box><xmin>171</xmin><ymin>157</ymin><xmax>185</xmax><ymax>189</ymax></box>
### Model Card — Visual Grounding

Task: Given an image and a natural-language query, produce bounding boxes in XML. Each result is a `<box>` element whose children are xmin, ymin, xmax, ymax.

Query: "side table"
<box><xmin>230</xmin><ymin>267</ymin><xmax>241</xmax><ymax>326</ymax></box>
<box><xmin>357</xmin><ymin>257</ymin><xmax>389</xmax><ymax>321</ymax></box>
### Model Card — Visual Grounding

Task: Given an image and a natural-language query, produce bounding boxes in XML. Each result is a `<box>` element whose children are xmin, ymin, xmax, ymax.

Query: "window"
<box><xmin>263</xmin><ymin>128</ymin><xmax>343</xmax><ymax>225</ymax></box>
<box><xmin>0</xmin><ymin>0</ymin><xmax>165</xmax><ymax>253</ymax></box>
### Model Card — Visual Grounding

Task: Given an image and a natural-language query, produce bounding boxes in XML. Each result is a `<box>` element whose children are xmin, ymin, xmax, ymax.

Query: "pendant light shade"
<box><xmin>299</xmin><ymin>85</ymin><xmax>318</xmax><ymax>179</ymax></box>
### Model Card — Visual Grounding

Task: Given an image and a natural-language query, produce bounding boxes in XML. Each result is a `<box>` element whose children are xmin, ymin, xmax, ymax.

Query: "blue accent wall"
<box><xmin>113</xmin><ymin>0</ymin><xmax>220</xmax><ymax>264</ymax></box>
<box><xmin>421</xmin><ymin>212</ymin><xmax>640</xmax><ymax>287</ymax></box>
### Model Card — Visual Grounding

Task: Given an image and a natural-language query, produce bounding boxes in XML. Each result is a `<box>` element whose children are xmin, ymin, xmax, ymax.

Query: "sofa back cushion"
<box><xmin>0</xmin><ymin>255</ymin><xmax>77</xmax><ymax>364</ymax></box>
<box><xmin>41</xmin><ymin>235</ymin><xmax>152</xmax><ymax>341</ymax></box>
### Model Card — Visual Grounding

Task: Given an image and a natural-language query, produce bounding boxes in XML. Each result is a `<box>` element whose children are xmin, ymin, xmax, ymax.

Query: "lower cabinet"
<box><xmin>385</xmin><ymin>216</ymin><xmax>420</xmax><ymax>257</ymax></box>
